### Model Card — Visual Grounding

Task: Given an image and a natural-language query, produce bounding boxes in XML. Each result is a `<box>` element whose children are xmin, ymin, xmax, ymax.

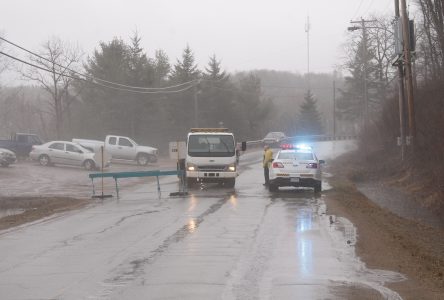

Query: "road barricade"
<box><xmin>89</xmin><ymin>170</ymin><xmax>186</xmax><ymax>198</ymax></box>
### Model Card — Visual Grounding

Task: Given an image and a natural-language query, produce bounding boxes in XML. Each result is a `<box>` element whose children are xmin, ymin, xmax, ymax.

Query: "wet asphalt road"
<box><xmin>0</xmin><ymin>141</ymin><xmax>406</xmax><ymax>299</ymax></box>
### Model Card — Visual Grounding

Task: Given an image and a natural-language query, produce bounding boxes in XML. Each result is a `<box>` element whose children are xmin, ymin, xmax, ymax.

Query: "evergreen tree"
<box><xmin>153</xmin><ymin>49</ymin><xmax>171</xmax><ymax>85</ymax></box>
<box><xmin>200</xmin><ymin>55</ymin><xmax>233</xmax><ymax>127</ymax></box>
<box><xmin>296</xmin><ymin>90</ymin><xmax>323</xmax><ymax>135</ymax></box>
<box><xmin>203</xmin><ymin>54</ymin><xmax>229</xmax><ymax>81</ymax></box>
<box><xmin>167</xmin><ymin>45</ymin><xmax>201</xmax><ymax>136</ymax></box>
<box><xmin>169</xmin><ymin>45</ymin><xmax>200</xmax><ymax>83</ymax></box>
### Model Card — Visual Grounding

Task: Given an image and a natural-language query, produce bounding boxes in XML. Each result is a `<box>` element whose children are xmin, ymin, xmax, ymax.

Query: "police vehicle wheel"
<box><xmin>268</xmin><ymin>183</ymin><xmax>278</xmax><ymax>192</ymax></box>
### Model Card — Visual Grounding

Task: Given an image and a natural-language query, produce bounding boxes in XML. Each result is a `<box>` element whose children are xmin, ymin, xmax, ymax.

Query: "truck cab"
<box><xmin>185</xmin><ymin>128</ymin><xmax>241</xmax><ymax>188</ymax></box>
<box><xmin>0</xmin><ymin>133</ymin><xmax>43</xmax><ymax>157</ymax></box>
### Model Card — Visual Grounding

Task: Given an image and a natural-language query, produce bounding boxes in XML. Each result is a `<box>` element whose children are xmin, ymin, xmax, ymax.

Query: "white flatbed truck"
<box><xmin>182</xmin><ymin>128</ymin><xmax>246</xmax><ymax>188</ymax></box>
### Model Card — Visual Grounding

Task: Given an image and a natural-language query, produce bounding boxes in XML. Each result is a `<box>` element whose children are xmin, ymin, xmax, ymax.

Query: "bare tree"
<box><xmin>20</xmin><ymin>37</ymin><xmax>83</xmax><ymax>139</ymax></box>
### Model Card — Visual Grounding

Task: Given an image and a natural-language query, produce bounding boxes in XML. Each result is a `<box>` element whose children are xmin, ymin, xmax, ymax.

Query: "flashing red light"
<box><xmin>281</xmin><ymin>143</ymin><xmax>293</xmax><ymax>149</ymax></box>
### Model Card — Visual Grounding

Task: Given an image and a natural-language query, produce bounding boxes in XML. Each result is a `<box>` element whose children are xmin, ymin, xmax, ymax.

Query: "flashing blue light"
<box><xmin>295</xmin><ymin>144</ymin><xmax>312</xmax><ymax>150</ymax></box>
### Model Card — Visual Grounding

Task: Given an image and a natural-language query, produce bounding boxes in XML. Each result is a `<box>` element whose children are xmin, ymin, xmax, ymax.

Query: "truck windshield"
<box><xmin>188</xmin><ymin>135</ymin><xmax>235</xmax><ymax>157</ymax></box>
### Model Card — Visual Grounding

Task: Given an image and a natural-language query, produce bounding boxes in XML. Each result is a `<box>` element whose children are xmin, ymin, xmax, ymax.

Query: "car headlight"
<box><xmin>187</xmin><ymin>163</ymin><xmax>196</xmax><ymax>171</ymax></box>
<box><xmin>228</xmin><ymin>164</ymin><xmax>236</xmax><ymax>172</ymax></box>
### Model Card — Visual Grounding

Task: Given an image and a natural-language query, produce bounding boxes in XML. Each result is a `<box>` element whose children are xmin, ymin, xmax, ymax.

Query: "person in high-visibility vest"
<box><xmin>263</xmin><ymin>145</ymin><xmax>273</xmax><ymax>186</ymax></box>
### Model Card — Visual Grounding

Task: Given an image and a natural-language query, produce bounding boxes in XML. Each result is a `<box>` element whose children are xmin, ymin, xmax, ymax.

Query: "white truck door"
<box><xmin>117</xmin><ymin>137</ymin><xmax>137</xmax><ymax>160</ymax></box>
<box><xmin>106</xmin><ymin>136</ymin><xmax>120</xmax><ymax>159</ymax></box>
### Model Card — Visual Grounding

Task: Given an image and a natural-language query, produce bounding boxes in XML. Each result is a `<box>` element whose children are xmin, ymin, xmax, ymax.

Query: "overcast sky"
<box><xmin>2</xmin><ymin>0</ymin><xmax>395</xmax><ymax>80</ymax></box>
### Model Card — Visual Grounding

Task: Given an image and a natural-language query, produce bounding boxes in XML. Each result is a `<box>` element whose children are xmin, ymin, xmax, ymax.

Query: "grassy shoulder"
<box><xmin>325</xmin><ymin>154</ymin><xmax>444</xmax><ymax>300</ymax></box>
<box><xmin>0</xmin><ymin>197</ymin><xmax>90</xmax><ymax>231</ymax></box>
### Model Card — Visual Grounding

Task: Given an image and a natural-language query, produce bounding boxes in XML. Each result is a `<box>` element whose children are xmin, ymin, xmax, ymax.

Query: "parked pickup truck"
<box><xmin>0</xmin><ymin>133</ymin><xmax>43</xmax><ymax>157</ymax></box>
<box><xmin>73</xmin><ymin>135</ymin><xmax>158</xmax><ymax>166</ymax></box>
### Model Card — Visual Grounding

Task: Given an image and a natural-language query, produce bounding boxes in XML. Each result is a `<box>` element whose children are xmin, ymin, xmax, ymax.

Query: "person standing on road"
<box><xmin>263</xmin><ymin>145</ymin><xmax>273</xmax><ymax>186</ymax></box>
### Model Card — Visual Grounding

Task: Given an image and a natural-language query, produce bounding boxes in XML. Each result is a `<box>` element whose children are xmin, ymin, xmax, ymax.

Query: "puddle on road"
<box><xmin>275</xmin><ymin>192</ymin><xmax>406</xmax><ymax>300</ymax></box>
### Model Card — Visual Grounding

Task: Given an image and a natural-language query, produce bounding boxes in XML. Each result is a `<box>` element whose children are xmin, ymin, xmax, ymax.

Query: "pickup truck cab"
<box><xmin>73</xmin><ymin>135</ymin><xmax>158</xmax><ymax>166</ymax></box>
<box><xmin>0</xmin><ymin>133</ymin><xmax>43</xmax><ymax>157</ymax></box>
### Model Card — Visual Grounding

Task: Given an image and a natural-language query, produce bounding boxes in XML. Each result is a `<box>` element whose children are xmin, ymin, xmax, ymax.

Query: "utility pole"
<box><xmin>333</xmin><ymin>79</ymin><xmax>336</xmax><ymax>137</ymax></box>
<box><xmin>394</xmin><ymin>0</ymin><xmax>407</xmax><ymax>160</ymax></box>
<box><xmin>193</xmin><ymin>83</ymin><xmax>199</xmax><ymax>128</ymax></box>
<box><xmin>400</xmin><ymin>0</ymin><xmax>416</xmax><ymax>143</ymax></box>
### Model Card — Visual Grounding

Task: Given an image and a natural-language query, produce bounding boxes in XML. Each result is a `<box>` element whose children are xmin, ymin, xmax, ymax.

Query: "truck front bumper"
<box><xmin>186</xmin><ymin>171</ymin><xmax>238</xmax><ymax>181</ymax></box>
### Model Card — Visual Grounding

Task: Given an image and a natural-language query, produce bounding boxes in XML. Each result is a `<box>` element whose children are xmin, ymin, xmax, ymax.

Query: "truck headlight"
<box><xmin>187</xmin><ymin>163</ymin><xmax>196</xmax><ymax>171</ymax></box>
<box><xmin>228</xmin><ymin>164</ymin><xmax>236</xmax><ymax>172</ymax></box>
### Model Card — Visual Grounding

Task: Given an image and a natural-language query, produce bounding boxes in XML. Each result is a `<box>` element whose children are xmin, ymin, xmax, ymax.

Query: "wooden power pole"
<box><xmin>400</xmin><ymin>0</ymin><xmax>416</xmax><ymax>142</ymax></box>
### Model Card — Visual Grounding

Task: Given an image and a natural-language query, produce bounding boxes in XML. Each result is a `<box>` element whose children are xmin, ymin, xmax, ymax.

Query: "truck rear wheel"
<box><xmin>187</xmin><ymin>178</ymin><xmax>196</xmax><ymax>188</ymax></box>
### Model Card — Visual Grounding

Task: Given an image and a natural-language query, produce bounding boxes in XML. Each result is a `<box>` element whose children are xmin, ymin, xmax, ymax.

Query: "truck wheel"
<box><xmin>187</xmin><ymin>179</ymin><xmax>196</xmax><ymax>188</ymax></box>
<box><xmin>137</xmin><ymin>153</ymin><xmax>149</xmax><ymax>166</ymax></box>
<box><xmin>314</xmin><ymin>181</ymin><xmax>322</xmax><ymax>193</ymax></box>
<box><xmin>149</xmin><ymin>154</ymin><xmax>158</xmax><ymax>163</ymax></box>
<box><xmin>83</xmin><ymin>159</ymin><xmax>95</xmax><ymax>171</ymax></box>
<box><xmin>225</xmin><ymin>178</ymin><xmax>235</xmax><ymax>188</ymax></box>
<box><xmin>39</xmin><ymin>155</ymin><xmax>50</xmax><ymax>166</ymax></box>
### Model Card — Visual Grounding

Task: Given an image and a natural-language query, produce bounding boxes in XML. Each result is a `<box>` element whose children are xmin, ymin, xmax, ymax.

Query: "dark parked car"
<box><xmin>0</xmin><ymin>133</ymin><xmax>43</xmax><ymax>157</ymax></box>
<box><xmin>262</xmin><ymin>132</ymin><xmax>287</xmax><ymax>146</ymax></box>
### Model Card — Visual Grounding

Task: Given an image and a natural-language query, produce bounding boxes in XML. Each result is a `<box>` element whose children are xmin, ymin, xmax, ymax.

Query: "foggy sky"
<box><xmin>2</xmin><ymin>0</ymin><xmax>394</xmax><ymax>81</ymax></box>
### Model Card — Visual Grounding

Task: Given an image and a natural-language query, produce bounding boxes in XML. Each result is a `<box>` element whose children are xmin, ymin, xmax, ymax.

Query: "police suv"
<box><xmin>268</xmin><ymin>144</ymin><xmax>324</xmax><ymax>193</ymax></box>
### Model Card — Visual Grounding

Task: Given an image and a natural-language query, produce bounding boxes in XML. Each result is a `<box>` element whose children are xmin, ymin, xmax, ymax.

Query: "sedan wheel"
<box><xmin>84</xmin><ymin>159</ymin><xmax>95</xmax><ymax>171</ymax></box>
<box><xmin>39</xmin><ymin>155</ymin><xmax>50</xmax><ymax>166</ymax></box>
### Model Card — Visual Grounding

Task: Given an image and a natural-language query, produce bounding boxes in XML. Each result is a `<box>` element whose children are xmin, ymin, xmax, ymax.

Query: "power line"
<box><xmin>362</xmin><ymin>0</ymin><xmax>376</xmax><ymax>16</ymax></box>
<box><xmin>352</xmin><ymin>0</ymin><xmax>367</xmax><ymax>18</ymax></box>
<box><xmin>0</xmin><ymin>50</ymin><xmax>195</xmax><ymax>95</ymax></box>
<box><xmin>0</xmin><ymin>36</ymin><xmax>196</xmax><ymax>91</ymax></box>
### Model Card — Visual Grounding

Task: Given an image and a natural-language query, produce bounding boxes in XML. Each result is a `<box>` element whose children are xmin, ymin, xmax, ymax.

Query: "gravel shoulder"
<box><xmin>325</xmin><ymin>164</ymin><xmax>444</xmax><ymax>300</ymax></box>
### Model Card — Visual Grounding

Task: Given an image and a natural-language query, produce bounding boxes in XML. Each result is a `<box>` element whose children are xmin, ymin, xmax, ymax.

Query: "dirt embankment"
<box><xmin>326</xmin><ymin>152</ymin><xmax>444</xmax><ymax>300</ymax></box>
<box><xmin>0</xmin><ymin>197</ymin><xmax>89</xmax><ymax>231</ymax></box>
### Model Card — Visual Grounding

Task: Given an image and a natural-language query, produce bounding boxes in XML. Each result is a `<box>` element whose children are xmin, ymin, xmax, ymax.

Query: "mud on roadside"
<box><xmin>325</xmin><ymin>170</ymin><xmax>444</xmax><ymax>300</ymax></box>
<box><xmin>0</xmin><ymin>196</ymin><xmax>90</xmax><ymax>231</ymax></box>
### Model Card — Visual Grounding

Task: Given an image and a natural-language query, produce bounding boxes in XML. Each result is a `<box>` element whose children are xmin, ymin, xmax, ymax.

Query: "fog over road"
<box><xmin>0</xmin><ymin>141</ymin><xmax>406</xmax><ymax>299</ymax></box>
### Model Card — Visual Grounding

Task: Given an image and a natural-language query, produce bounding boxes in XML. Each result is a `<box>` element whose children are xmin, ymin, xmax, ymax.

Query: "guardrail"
<box><xmin>89</xmin><ymin>170</ymin><xmax>186</xmax><ymax>198</ymax></box>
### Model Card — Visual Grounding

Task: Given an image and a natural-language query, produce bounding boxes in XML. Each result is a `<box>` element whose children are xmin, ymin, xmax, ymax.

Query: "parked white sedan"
<box><xmin>30</xmin><ymin>141</ymin><xmax>107</xmax><ymax>170</ymax></box>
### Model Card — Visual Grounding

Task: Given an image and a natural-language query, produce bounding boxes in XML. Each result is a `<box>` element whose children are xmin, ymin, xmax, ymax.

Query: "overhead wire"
<box><xmin>0</xmin><ymin>36</ymin><xmax>197</xmax><ymax>91</ymax></box>
<box><xmin>0</xmin><ymin>50</ymin><xmax>195</xmax><ymax>94</ymax></box>
<box><xmin>352</xmin><ymin>0</ymin><xmax>367</xmax><ymax>19</ymax></box>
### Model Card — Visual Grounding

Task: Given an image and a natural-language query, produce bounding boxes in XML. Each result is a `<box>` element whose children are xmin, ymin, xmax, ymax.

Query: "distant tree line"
<box><xmin>0</xmin><ymin>34</ymin><xmax>335</xmax><ymax>149</ymax></box>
